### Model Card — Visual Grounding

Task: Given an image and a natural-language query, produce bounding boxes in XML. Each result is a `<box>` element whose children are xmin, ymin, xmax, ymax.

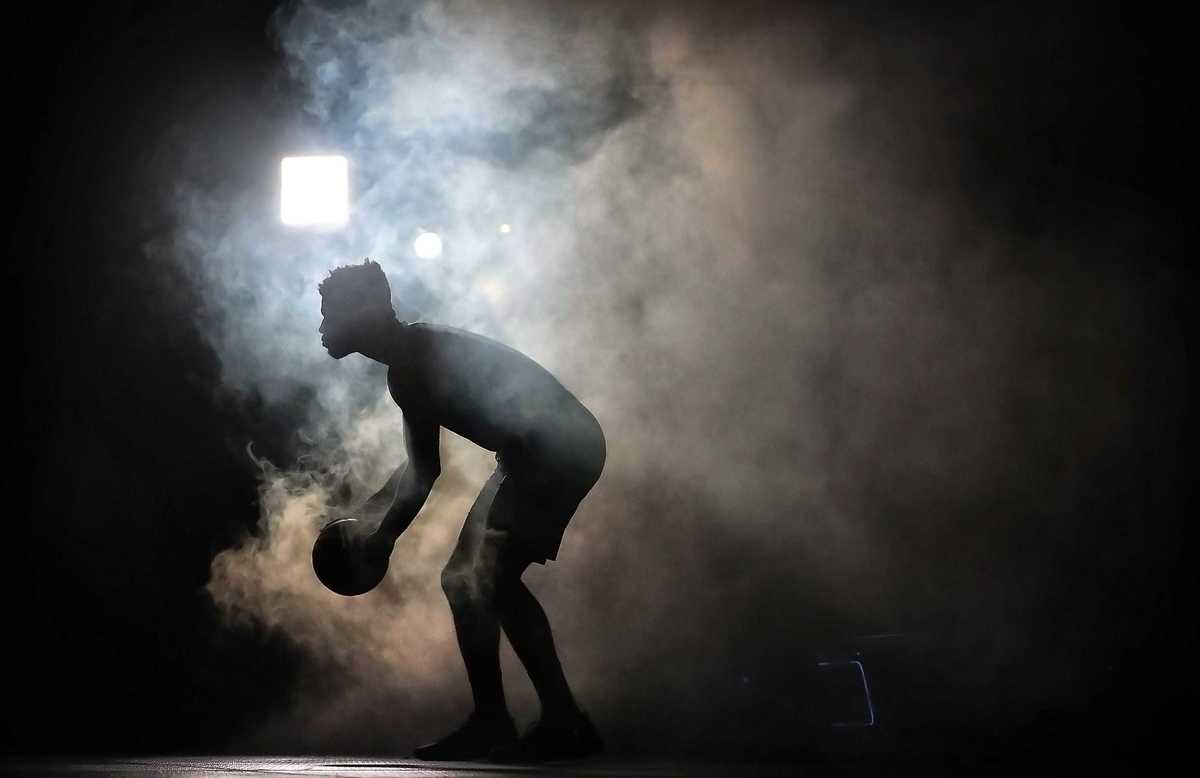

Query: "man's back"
<box><xmin>387</xmin><ymin>322</ymin><xmax>590</xmax><ymax>457</ymax></box>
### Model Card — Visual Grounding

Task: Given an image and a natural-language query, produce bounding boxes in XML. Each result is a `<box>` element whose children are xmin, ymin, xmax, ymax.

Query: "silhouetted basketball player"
<box><xmin>318</xmin><ymin>259</ymin><xmax>606</xmax><ymax>763</ymax></box>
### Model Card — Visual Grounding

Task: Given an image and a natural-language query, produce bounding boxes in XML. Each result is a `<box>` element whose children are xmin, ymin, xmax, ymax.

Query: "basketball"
<box><xmin>312</xmin><ymin>517</ymin><xmax>389</xmax><ymax>596</ymax></box>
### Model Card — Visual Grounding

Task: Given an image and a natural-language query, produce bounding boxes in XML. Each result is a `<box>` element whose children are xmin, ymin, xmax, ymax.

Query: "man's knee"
<box><xmin>440</xmin><ymin>535</ymin><xmax>527</xmax><ymax>609</ymax></box>
<box><xmin>440</xmin><ymin>564</ymin><xmax>488</xmax><ymax>607</ymax></box>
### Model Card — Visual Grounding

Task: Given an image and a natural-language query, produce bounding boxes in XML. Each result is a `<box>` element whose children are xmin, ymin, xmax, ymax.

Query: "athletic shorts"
<box><xmin>482</xmin><ymin>407</ymin><xmax>606</xmax><ymax>564</ymax></box>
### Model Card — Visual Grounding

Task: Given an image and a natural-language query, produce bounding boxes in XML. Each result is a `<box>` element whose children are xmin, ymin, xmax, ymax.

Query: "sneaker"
<box><xmin>488</xmin><ymin>712</ymin><xmax>604</xmax><ymax>763</ymax></box>
<box><xmin>413</xmin><ymin>712</ymin><xmax>518</xmax><ymax>761</ymax></box>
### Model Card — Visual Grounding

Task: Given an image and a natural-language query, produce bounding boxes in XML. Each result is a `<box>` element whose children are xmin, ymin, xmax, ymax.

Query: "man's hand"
<box><xmin>364</xmin><ymin>528</ymin><xmax>396</xmax><ymax>563</ymax></box>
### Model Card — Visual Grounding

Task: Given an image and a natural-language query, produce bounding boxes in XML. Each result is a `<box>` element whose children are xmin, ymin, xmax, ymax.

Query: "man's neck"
<box><xmin>357</xmin><ymin>318</ymin><xmax>410</xmax><ymax>366</ymax></box>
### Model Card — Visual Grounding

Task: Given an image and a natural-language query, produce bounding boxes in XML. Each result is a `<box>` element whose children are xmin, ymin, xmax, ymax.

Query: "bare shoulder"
<box><xmin>409</xmin><ymin>321</ymin><xmax>514</xmax><ymax>351</ymax></box>
<box><xmin>409</xmin><ymin>321</ymin><xmax>539</xmax><ymax>364</ymax></box>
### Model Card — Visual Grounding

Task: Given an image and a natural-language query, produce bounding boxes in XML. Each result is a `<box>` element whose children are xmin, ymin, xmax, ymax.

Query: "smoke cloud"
<box><xmin>152</xmin><ymin>0</ymin><xmax>1182</xmax><ymax>756</ymax></box>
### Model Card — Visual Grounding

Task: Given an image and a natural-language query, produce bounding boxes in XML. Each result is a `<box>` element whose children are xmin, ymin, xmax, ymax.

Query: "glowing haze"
<box><xmin>150</xmin><ymin>0</ymin><xmax>1166</xmax><ymax>755</ymax></box>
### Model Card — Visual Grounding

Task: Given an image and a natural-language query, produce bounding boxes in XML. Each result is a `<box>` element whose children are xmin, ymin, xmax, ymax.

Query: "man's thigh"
<box><xmin>446</xmin><ymin>446</ymin><xmax>599</xmax><ymax>574</ymax></box>
<box><xmin>445</xmin><ymin>465</ymin><xmax>540</xmax><ymax>576</ymax></box>
<box><xmin>445</xmin><ymin>466</ymin><xmax>505</xmax><ymax>574</ymax></box>
<box><xmin>485</xmin><ymin>462</ymin><xmax>596</xmax><ymax>565</ymax></box>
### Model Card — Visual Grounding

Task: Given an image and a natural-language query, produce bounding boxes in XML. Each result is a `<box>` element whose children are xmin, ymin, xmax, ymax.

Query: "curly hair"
<box><xmin>318</xmin><ymin>258</ymin><xmax>395</xmax><ymax>319</ymax></box>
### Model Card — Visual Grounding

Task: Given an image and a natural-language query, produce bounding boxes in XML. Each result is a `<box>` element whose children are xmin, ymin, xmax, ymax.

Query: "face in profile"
<box><xmin>319</xmin><ymin>299</ymin><xmax>357</xmax><ymax>359</ymax></box>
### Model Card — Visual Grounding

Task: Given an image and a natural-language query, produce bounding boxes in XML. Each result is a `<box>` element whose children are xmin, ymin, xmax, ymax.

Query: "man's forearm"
<box><xmin>376</xmin><ymin>466</ymin><xmax>434</xmax><ymax>543</ymax></box>
<box><xmin>363</xmin><ymin>463</ymin><xmax>407</xmax><ymax>515</ymax></box>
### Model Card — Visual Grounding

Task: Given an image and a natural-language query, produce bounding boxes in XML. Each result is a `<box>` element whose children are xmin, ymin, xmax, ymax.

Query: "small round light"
<box><xmin>499</xmin><ymin>223</ymin><xmax>512</xmax><ymax>234</ymax></box>
<box><xmin>414</xmin><ymin>231</ymin><xmax>443</xmax><ymax>259</ymax></box>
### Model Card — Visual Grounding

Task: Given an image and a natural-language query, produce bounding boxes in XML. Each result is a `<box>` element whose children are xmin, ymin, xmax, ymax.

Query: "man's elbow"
<box><xmin>415</xmin><ymin>465</ymin><xmax>440</xmax><ymax>491</ymax></box>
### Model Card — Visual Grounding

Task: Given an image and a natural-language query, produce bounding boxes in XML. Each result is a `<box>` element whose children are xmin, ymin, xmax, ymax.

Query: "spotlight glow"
<box><xmin>414</xmin><ymin>231</ymin><xmax>443</xmax><ymax>259</ymax></box>
<box><xmin>499</xmin><ymin>223</ymin><xmax>512</xmax><ymax>234</ymax></box>
<box><xmin>479</xmin><ymin>276</ymin><xmax>506</xmax><ymax>303</ymax></box>
<box><xmin>280</xmin><ymin>156</ymin><xmax>349</xmax><ymax>226</ymax></box>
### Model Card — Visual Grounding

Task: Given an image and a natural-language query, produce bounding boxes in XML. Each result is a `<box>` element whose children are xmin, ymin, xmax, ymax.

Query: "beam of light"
<box><xmin>280</xmin><ymin>156</ymin><xmax>349</xmax><ymax>226</ymax></box>
<box><xmin>414</xmin><ymin>230</ymin><xmax>443</xmax><ymax>259</ymax></box>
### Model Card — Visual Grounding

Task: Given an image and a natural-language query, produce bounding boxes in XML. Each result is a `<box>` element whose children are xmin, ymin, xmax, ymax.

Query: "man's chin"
<box><xmin>325</xmin><ymin>346</ymin><xmax>351</xmax><ymax>359</ymax></box>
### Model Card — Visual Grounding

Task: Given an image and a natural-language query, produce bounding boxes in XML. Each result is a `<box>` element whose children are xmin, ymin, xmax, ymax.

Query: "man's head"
<box><xmin>318</xmin><ymin>259</ymin><xmax>396</xmax><ymax>359</ymax></box>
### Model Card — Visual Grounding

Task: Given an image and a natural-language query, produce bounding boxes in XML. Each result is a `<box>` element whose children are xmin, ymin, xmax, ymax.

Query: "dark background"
<box><xmin>5</xmin><ymin>0</ymin><xmax>1194</xmax><ymax>763</ymax></box>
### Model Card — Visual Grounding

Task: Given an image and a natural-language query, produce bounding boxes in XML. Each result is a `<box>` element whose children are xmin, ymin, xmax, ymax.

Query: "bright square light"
<box><xmin>280</xmin><ymin>156</ymin><xmax>349</xmax><ymax>226</ymax></box>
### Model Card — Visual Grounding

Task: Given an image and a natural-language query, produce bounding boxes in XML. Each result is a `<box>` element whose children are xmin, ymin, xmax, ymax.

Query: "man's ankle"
<box><xmin>472</xmin><ymin>706</ymin><xmax>512</xmax><ymax>724</ymax></box>
<box><xmin>539</xmin><ymin>701</ymin><xmax>586</xmax><ymax>726</ymax></box>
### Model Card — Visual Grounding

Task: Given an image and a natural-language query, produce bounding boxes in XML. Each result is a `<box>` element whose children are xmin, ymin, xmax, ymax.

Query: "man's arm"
<box><xmin>375</xmin><ymin>413</ymin><xmax>441</xmax><ymax>546</ymax></box>
<box><xmin>363</xmin><ymin>464</ymin><xmax>406</xmax><ymax>517</ymax></box>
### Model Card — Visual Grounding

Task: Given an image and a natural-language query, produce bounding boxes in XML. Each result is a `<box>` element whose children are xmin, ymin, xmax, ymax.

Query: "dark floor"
<box><xmin>0</xmin><ymin>756</ymin><xmax>826</xmax><ymax>778</ymax></box>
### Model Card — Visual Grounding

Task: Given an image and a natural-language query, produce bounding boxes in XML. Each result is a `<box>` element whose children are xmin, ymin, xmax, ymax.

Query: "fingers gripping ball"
<box><xmin>312</xmin><ymin>517</ymin><xmax>389</xmax><ymax>596</ymax></box>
